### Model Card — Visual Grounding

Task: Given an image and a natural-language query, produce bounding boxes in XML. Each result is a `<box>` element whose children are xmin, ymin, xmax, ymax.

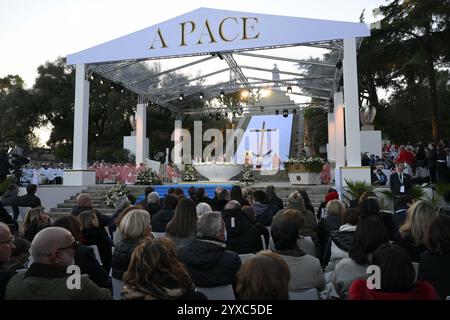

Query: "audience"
<box><xmin>52</xmin><ymin>216</ymin><xmax>110</xmax><ymax>288</ymax></box>
<box><xmin>108</xmin><ymin>195</ymin><xmax>131</xmax><ymax>236</ymax></box>
<box><xmin>271</xmin><ymin>208</ymin><xmax>325</xmax><ymax>292</ymax></box>
<box><xmin>241</xmin><ymin>205</ymin><xmax>270</xmax><ymax>248</ymax></box>
<box><xmin>122</xmin><ymin>238</ymin><xmax>206</xmax><ymax>300</ymax></box>
<box><xmin>5</xmin><ymin>227</ymin><xmax>111</xmax><ymax>299</ymax></box>
<box><xmin>317</xmin><ymin>188</ymin><xmax>339</xmax><ymax>220</ymax></box>
<box><xmin>212</xmin><ymin>189</ymin><xmax>230</xmax><ymax>212</ymax></box>
<box><xmin>418</xmin><ymin>215</ymin><xmax>450</xmax><ymax>299</ymax></box>
<box><xmin>265</xmin><ymin>185</ymin><xmax>284</xmax><ymax>211</ymax></box>
<box><xmin>5</xmin><ymin>237</ymin><xmax>30</xmax><ymax>271</ymax></box>
<box><xmin>318</xmin><ymin>199</ymin><xmax>344</xmax><ymax>254</ymax></box>
<box><xmin>151</xmin><ymin>194</ymin><xmax>178</xmax><ymax>233</ymax></box>
<box><xmin>349</xmin><ymin>244</ymin><xmax>438</xmax><ymax>300</ymax></box>
<box><xmin>78</xmin><ymin>210</ymin><xmax>113</xmax><ymax>272</ymax></box>
<box><xmin>0</xmin><ymin>222</ymin><xmax>16</xmax><ymax>299</ymax></box>
<box><xmin>230</xmin><ymin>185</ymin><xmax>250</xmax><ymax>207</ymax></box>
<box><xmin>333</xmin><ymin>218</ymin><xmax>389</xmax><ymax>298</ymax></box>
<box><xmin>236</xmin><ymin>250</ymin><xmax>290</xmax><ymax>300</ymax></box>
<box><xmin>166</xmin><ymin>198</ymin><xmax>197</xmax><ymax>248</ymax></box>
<box><xmin>136</xmin><ymin>186</ymin><xmax>155</xmax><ymax>208</ymax></box>
<box><xmin>296</xmin><ymin>188</ymin><xmax>315</xmax><ymax>214</ymax></box>
<box><xmin>177</xmin><ymin>211</ymin><xmax>241</xmax><ymax>288</ymax></box>
<box><xmin>196</xmin><ymin>202</ymin><xmax>212</xmax><ymax>218</ymax></box>
<box><xmin>111</xmin><ymin>209</ymin><xmax>151</xmax><ymax>280</ymax></box>
<box><xmin>21</xmin><ymin>206</ymin><xmax>51</xmax><ymax>242</ymax></box>
<box><xmin>71</xmin><ymin>193</ymin><xmax>109</xmax><ymax>228</ymax></box>
<box><xmin>394</xmin><ymin>200</ymin><xmax>436</xmax><ymax>262</ymax></box>
<box><xmin>393</xmin><ymin>195</ymin><xmax>414</xmax><ymax>231</ymax></box>
<box><xmin>146</xmin><ymin>192</ymin><xmax>162</xmax><ymax>217</ymax></box>
<box><xmin>250</xmin><ymin>190</ymin><xmax>273</xmax><ymax>227</ymax></box>
<box><xmin>222</xmin><ymin>200</ymin><xmax>262</xmax><ymax>254</ymax></box>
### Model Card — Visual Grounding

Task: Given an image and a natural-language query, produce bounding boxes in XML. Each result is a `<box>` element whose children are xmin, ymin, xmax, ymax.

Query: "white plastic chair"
<box><xmin>412</xmin><ymin>262</ymin><xmax>419</xmax><ymax>281</ymax></box>
<box><xmin>197</xmin><ymin>285</ymin><xmax>235</xmax><ymax>300</ymax></box>
<box><xmin>261</xmin><ymin>235</ymin><xmax>267</xmax><ymax>250</ymax></box>
<box><xmin>239</xmin><ymin>253</ymin><xmax>254</xmax><ymax>263</ymax></box>
<box><xmin>112</xmin><ymin>278</ymin><xmax>124</xmax><ymax>300</ymax></box>
<box><xmin>89</xmin><ymin>245</ymin><xmax>102</xmax><ymax>264</ymax></box>
<box><xmin>299</xmin><ymin>236</ymin><xmax>316</xmax><ymax>257</ymax></box>
<box><xmin>289</xmin><ymin>288</ymin><xmax>319</xmax><ymax>300</ymax></box>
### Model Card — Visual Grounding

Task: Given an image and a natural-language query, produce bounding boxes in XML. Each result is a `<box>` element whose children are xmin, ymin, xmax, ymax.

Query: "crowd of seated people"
<box><xmin>1</xmin><ymin>181</ymin><xmax>450</xmax><ymax>301</ymax></box>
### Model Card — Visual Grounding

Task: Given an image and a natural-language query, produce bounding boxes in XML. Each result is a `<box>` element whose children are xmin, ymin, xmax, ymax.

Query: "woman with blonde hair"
<box><xmin>394</xmin><ymin>200</ymin><xmax>437</xmax><ymax>262</ymax></box>
<box><xmin>21</xmin><ymin>206</ymin><xmax>50</xmax><ymax>242</ymax></box>
<box><xmin>236</xmin><ymin>250</ymin><xmax>290</xmax><ymax>300</ymax></box>
<box><xmin>318</xmin><ymin>199</ymin><xmax>345</xmax><ymax>255</ymax></box>
<box><xmin>122</xmin><ymin>238</ymin><xmax>206</xmax><ymax>300</ymax></box>
<box><xmin>111</xmin><ymin>209</ymin><xmax>151</xmax><ymax>280</ymax></box>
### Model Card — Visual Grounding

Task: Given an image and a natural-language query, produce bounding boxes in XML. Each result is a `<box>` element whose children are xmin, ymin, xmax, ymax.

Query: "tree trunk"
<box><xmin>424</xmin><ymin>29</ymin><xmax>439</xmax><ymax>142</ymax></box>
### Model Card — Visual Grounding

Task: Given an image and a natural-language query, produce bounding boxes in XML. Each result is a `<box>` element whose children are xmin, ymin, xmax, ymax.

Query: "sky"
<box><xmin>0</xmin><ymin>0</ymin><xmax>388</xmax><ymax>88</ymax></box>
<box><xmin>0</xmin><ymin>0</ymin><xmax>387</xmax><ymax>147</ymax></box>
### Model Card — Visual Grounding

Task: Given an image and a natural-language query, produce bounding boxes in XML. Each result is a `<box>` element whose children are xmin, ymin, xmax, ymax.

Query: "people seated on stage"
<box><xmin>394</xmin><ymin>200</ymin><xmax>436</xmax><ymax>263</ymax></box>
<box><xmin>271</xmin><ymin>208</ymin><xmax>325</xmax><ymax>292</ymax></box>
<box><xmin>166</xmin><ymin>199</ymin><xmax>197</xmax><ymax>249</ymax></box>
<box><xmin>71</xmin><ymin>193</ymin><xmax>109</xmax><ymax>228</ymax></box>
<box><xmin>250</xmin><ymin>190</ymin><xmax>273</xmax><ymax>227</ymax></box>
<box><xmin>195</xmin><ymin>187</ymin><xmax>213</xmax><ymax>207</ymax></box>
<box><xmin>318</xmin><ymin>199</ymin><xmax>345</xmax><ymax>257</ymax></box>
<box><xmin>265</xmin><ymin>185</ymin><xmax>283</xmax><ymax>211</ymax></box>
<box><xmin>5</xmin><ymin>227</ymin><xmax>111</xmax><ymax>300</ymax></box>
<box><xmin>122</xmin><ymin>238</ymin><xmax>206</xmax><ymax>300</ymax></box>
<box><xmin>151</xmin><ymin>195</ymin><xmax>178</xmax><ymax>233</ymax></box>
<box><xmin>0</xmin><ymin>222</ymin><xmax>17</xmax><ymax>300</ymax></box>
<box><xmin>196</xmin><ymin>202</ymin><xmax>212</xmax><ymax>219</ymax></box>
<box><xmin>323</xmin><ymin>208</ymin><xmax>360</xmax><ymax>272</ymax></box>
<box><xmin>236</xmin><ymin>250</ymin><xmax>290</xmax><ymax>300</ymax></box>
<box><xmin>285</xmin><ymin>192</ymin><xmax>319</xmax><ymax>248</ymax></box>
<box><xmin>418</xmin><ymin>215</ymin><xmax>450</xmax><ymax>299</ymax></box>
<box><xmin>296</xmin><ymin>188</ymin><xmax>315</xmax><ymax>215</ymax></box>
<box><xmin>111</xmin><ymin>209</ymin><xmax>152</xmax><ymax>280</ymax></box>
<box><xmin>333</xmin><ymin>218</ymin><xmax>389</xmax><ymax>299</ymax></box>
<box><xmin>393</xmin><ymin>195</ymin><xmax>414</xmax><ymax>231</ymax></box>
<box><xmin>21</xmin><ymin>207</ymin><xmax>51</xmax><ymax>242</ymax></box>
<box><xmin>78</xmin><ymin>210</ymin><xmax>113</xmax><ymax>273</ymax></box>
<box><xmin>230</xmin><ymin>185</ymin><xmax>250</xmax><ymax>207</ymax></box>
<box><xmin>52</xmin><ymin>216</ymin><xmax>110</xmax><ymax>288</ymax></box>
<box><xmin>177</xmin><ymin>211</ymin><xmax>241</xmax><ymax>289</ymax></box>
<box><xmin>212</xmin><ymin>189</ymin><xmax>230</xmax><ymax>212</ymax></box>
<box><xmin>349</xmin><ymin>244</ymin><xmax>438</xmax><ymax>300</ymax></box>
<box><xmin>222</xmin><ymin>201</ymin><xmax>262</xmax><ymax>254</ymax></box>
<box><xmin>146</xmin><ymin>192</ymin><xmax>161</xmax><ymax>217</ymax></box>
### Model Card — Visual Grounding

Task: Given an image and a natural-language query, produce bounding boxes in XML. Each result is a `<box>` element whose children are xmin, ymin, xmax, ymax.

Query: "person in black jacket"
<box><xmin>151</xmin><ymin>194</ymin><xmax>178</xmax><ymax>233</ymax></box>
<box><xmin>0</xmin><ymin>150</ymin><xmax>11</xmax><ymax>183</ymax></box>
<box><xmin>418</xmin><ymin>215</ymin><xmax>450</xmax><ymax>299</ymax></box>
<box><xmin>52</xmin><ymin>216</ymin><xmax>110</xmax><ymax>288</ymax></box>
<box><xmin>250</xmin><ymin>190</ymin><xmax>273</xmax><ymax>226</ymax></box>
<box><xmin>222</xmin><ymin>201</ymin><xmax>262</xmax><ymax>254</ymax></box>
<box><xmin>393</xmin><ymin>195</ymin><xmax>414</xmax><ymax>232</ymax></box>
<box><xmin>1</xmin><ymin>184</ymin><xmax>41</xmax><ymax>220</ymax></box>
<box><xmin>265</xmin><ymin>185</ymin><xmax>283</xmax><ymax>211</ymax></box>
<box><xmin>136</xmin><ymin>186</ymin><xmax>154</xmax><ymax>208</ymax></box>
<box><xmin>390</xmin><ymin>163</ymin><xmax>413</xmax><ymax>196</ymax></box>
<box><xmin>196</xmin><ymin>187</ymin><xmax>213</xmax><ymax>207</ymax></box>
<box><xmin>71</xmin><ymin>193</ymin><xmax>109</xmax><ymax>228</ymax></box>
<box><xmin>146</xmin><ymin>192</ymin><xmax>162</xmax><ymax>217</ymax></box>
<box><xmin>177</xmin><ymin>211</ymin><xmax>241</xmax><ymax>288</ymax></box>
<box><xmin>79</xmin><ymin>210</ymin><xmax>113</xmax><ymax>272</ymax></box>
<box><xmin>230</xmin><ymin>185</ymin><xmax>250</xmax><ymax>207</ymax></box>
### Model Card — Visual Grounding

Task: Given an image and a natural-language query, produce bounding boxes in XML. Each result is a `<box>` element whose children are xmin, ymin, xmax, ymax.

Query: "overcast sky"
<box><xmin>0</xmin><ymin>0</ymin><xmax>388</xmax><ymax>88</ymax></box>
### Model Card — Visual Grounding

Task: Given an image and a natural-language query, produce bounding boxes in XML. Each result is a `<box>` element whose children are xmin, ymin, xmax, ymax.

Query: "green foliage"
<box><xmin>135</xmin><ymin>168</ymin><xmax>162</xmax><ymax>185</ymax></box>
<box><xmin>343</xmin><ymin>179</ymin><xmax>374</xmax><ymax>204</ymax></box>
<box><xmin>0</xmin><ymin>176</ymin><xmax>15</xmax><ymax>195</ymax></box>
<box><xmin>283</xmin><ymin>156</ymin><xmax>325</xmax><ymax>173</ymax></box>
<box><xmin>378</xmin><ymin>186</ymin><xmax>426</xmax><ymax>202</ymax></box>
<box><xmin>303</xmin><ymin>107</ymin><xmax>327</xmax><ymax>155</ymax></box>
<box><xmin>105</xmin><ymin>184</ymin><xmax>130</xmax><ymax>208</ymax></box>
<box><xmin>240</xmin><ymin>164</ymin><xmax>255</xmax><ymax>187</ymax></box>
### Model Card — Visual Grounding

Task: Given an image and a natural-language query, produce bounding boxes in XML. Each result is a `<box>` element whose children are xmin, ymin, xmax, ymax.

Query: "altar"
<box><xmin>192</xmin><ymin>161</ymin><xmax>243</xmax><ymax>182</ymax></box>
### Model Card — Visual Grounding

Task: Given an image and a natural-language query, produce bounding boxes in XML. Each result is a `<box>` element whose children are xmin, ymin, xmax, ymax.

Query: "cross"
<box><xmin>250</xmin><ymin>121</ymin><xmax>277</xmax><ymax>168</ymax></box>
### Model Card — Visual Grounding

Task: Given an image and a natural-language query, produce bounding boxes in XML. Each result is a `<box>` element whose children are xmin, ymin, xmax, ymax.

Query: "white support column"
<box><xmin>64</xmin><ymin>64</ymin><xmax>95</xmax><ymax>186</ymax></box>
<box><xmin>334</xmin><ymin>92</ymin><xmax>345</xmax><ymax>168</ymax></box>
<box><xmin>135</xmin><ymin>102</ymin><xmax>147</xmax><ymax>165</ymax></box>
<box><xmin>327</xmin><ymin>112</ymin><xmax>336</xmax><ymax>162</ymax></box>
<box><xmin>72</xmin><ymin>64</ymin><xmax>89</xmax><ymax>170</ymax></box>
<box><xmin>343</xmin><ymin>38</ymin><xmax>362</xmax><ymax>167</ymax></box>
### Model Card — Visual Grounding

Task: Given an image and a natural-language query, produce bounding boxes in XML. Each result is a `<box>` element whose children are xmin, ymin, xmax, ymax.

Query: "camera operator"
<box><xmin>0</xmin><ymin>150</ymin><xmax>11</xmax><ymax>183</ymax></box>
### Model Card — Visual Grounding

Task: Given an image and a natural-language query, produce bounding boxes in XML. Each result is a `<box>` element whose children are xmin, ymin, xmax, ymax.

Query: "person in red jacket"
<box><xmin>349</xmin><ymin>243</ymin><xmax>438</xmax><ymax>300</ymax></box>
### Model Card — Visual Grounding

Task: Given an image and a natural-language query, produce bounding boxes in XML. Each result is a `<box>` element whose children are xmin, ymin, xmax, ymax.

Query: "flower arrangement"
<box><xmin>135</xmin><ymin>168</ymin><xmax>162</xmax><ymax>185</ymax></box>
<box><xmin>240</xmin><ymin>164</ymin><xmax>255</xmax><ymax>186</ymax></box>
<box><xmin>283</xmin><ymin>156</ymin><xmax>325</xmax><ymax>173</ymax></box>
<box><xmin>182</xmin><ymin>164</ymin><xmax>198</xmax><ymax>182</ymax></box>
<box><xmin>105</xmin><ymin>183</ymin><xmax>130</xmax><ymax>208</ymax></box>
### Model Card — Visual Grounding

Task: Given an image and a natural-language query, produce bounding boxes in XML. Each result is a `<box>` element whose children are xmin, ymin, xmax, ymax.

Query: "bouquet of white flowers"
<box><xmin>105</xmin><ymin>183</ymin><xmax>130</xmax><ymax>208</ymax></box>
<box><xmin>135</xmin><ymin>168</ymin><xmax>162</xmax><ymax>185</ymax></box>
<box><xmin>182</xmin><ymin>164</ymin><xmax>198</xmax><ymax>182</ymax></box>
<box><xmin>240</xmin><ymin>164</ymin><xmax>255</xmax><ymax>186</ymax></box>
<box><xmin>283</xmin><ymin>156</ymin><xmax>325</xmax><ymax>173</ymax></box>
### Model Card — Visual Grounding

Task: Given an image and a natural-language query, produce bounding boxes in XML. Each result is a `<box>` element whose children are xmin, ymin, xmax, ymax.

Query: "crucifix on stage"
<box><xmin>250</xmin><ymin>121</ymin><xmax>277</xmax><ymax>169</ymax></box>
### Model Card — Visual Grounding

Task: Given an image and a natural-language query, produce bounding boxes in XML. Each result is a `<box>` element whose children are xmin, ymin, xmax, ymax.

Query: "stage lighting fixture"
<box><xmin>179</xmin><ymin>93</ymin><xmax>184</xmax><ymax>100</ymax></box>
<box><xmin>282</xmin><ymin>109</ymin><xmax>289</xmax><ymax>117</ymax></box>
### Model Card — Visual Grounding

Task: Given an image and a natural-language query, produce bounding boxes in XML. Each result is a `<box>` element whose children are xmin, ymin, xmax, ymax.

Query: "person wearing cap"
<box><xmin>390</xmin><ymin>162</ymin><xmax>412</xmax><ymax>196</ymax></box>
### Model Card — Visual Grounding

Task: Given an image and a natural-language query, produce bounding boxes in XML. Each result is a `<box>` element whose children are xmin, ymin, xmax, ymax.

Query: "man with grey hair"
<box><xmin>177</xmin><ymin>212</ymin><xmax>241</xmax><ymax>288</ymax></box>
<box><xmin>71</xmin><ymin>193</ymin><xmax>110</xmax><ymax>228</ymax></box>
<box><xmin>5</xmin><ymin>227</ymin><xmax>111</xmax><ymax>300</ymax></box>
<box><xmin>0</xmin><ymin>222</ymin><xmax>16</xmax><ymax>299</ymax></box>
<box><xmin>146</xmin><ymin>192</ymin><xmax>161</xmax><ymax>216</ymax></box>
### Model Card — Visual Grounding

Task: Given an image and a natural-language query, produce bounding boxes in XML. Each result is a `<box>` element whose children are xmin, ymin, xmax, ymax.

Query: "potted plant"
<box><xmin>282</xmin><ymin>156</ymin><xmax>324</xmax><ymax>185</ymax></box>
<box><xmin>135</xmin><ymin>168</ymin><xmax>162</xmax><ymax>185</ymax></box>
<box><xmin>105</xmin><ymin>183</ymin><xmax>130</xmax><ymax>208</ymax></box>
